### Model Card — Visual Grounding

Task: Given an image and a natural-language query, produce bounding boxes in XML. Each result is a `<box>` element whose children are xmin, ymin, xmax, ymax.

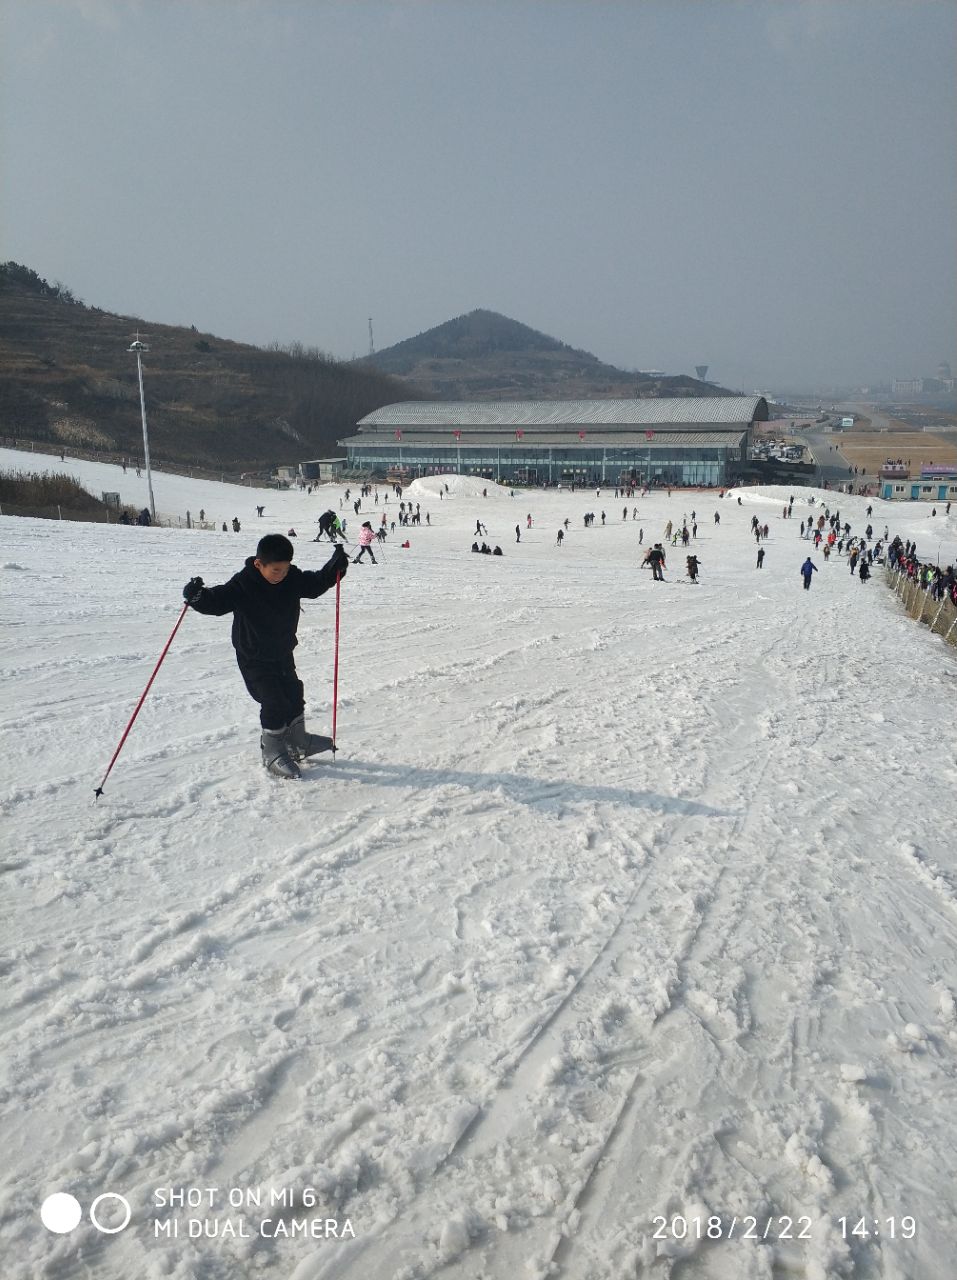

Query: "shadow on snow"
<box><xmin>321</xmin><ymin>759</ymin><xmax>736</xmax><ymax>819</ymax></box>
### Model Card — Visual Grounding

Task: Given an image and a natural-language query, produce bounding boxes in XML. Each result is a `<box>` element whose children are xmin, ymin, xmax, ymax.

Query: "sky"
<box><xmin>2</xmin><ymin>449</ymin><xmax>956</xmax><ymax>1279</ymax></box>
<box><xmin>1</xmin><ymin>0</ymin><xmax>956</xmax><ymax>394</ymax></box>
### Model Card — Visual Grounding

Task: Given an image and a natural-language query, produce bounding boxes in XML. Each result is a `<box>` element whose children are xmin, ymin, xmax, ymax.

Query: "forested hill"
<box><xmin>0</xmin><ymin>263</ymin><xmax>418</xmax><ymax>473</ymax></box>
<box><xmin>357</xmin><ymin>308</ymin><xmax>723</xmax><ymax>401</ymax></box>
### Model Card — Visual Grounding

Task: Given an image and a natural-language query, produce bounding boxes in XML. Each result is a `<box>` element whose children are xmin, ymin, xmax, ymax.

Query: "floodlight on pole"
<box><xmin>128</xmin><ymin>334</ymin><xmax>155</xmax><ymax>521</ymax></box>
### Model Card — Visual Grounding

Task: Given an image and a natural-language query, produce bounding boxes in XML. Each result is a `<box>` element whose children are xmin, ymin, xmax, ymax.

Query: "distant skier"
<box><xmin>316</xmin><ymin>510</ymin><xmax>338</xmax><ymax>542</ymax></box>
<box><xmin>858</xmin><ymin>560</ymin><xmax>871</xmax><ymax>584</ymax></box>
<box><xmin>756</xmin><ymin>547</ymin><xmax>765</xmax><ymax>568</ymax></box>
<box><xmin>556</xmin><ymin>529</ymin><xmax>564</xmax><ymax>546</ymax></box>
<box><xmin>646</xmin><ymin>543</ymin><xmax>666</xmax><ymax>581</ymax></box>
<box><xmin>182</xmin><ymin>534</ymin><xmax>347</xmax><ymax>779</ymax></box>
<box><xmin>686</xmin><ymin>554</ymin><xmax>701</xmax><ymax>583</ymax></box>
<box><xmin>232</xmin><ymin>517</ymin><xmax>241</xmax><ymax>533</ymax></box>
<box><xmin>800</xmin><ymin>557</ymin><xmax>818</xmax><ymax>590</ymax></box>
<box><xmin>352</xmin><ymin>521</ymin><xmax>378</xmax><ymax>564</ymax></box>
<box><xmin>515</xmin><ymin>524</ymin><xmax>521</xmax><ymax>543</ymax></box>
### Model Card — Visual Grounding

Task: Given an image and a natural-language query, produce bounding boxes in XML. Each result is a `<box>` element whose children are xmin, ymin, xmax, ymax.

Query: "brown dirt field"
<box><xmin>835</xmin><ymin>432</ymin><xmax>957</xmax><ymax>477</ymax></box>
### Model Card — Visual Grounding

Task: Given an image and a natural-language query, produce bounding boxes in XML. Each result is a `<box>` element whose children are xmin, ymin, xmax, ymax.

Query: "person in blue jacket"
<box><xmin>800</xmin><ymin>557</ymin><xmax>818</xmax><ymax>590</ymax></box>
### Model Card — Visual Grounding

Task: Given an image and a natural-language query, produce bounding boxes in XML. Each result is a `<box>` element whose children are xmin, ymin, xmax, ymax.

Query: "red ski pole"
<box><xmin>93</xmin><ymin>602</ymin><xmax>190</xmax><ymax>800</ymax></box>
<box><xmin>331</xmin><ymin>572</ymin><xmax>341</xmax><ymax>750</ymax></box>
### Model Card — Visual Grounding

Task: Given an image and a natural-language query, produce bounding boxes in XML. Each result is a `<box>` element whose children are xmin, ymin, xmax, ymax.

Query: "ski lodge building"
<box><xmin>878</xmin><ymin>461</ymin><xmax>957</xmax><ymax>502</ymax></box>
<box><xmin>338</xmin><ymin>397</ymin><xmax>768</xmax><ymax>487</ymax></box>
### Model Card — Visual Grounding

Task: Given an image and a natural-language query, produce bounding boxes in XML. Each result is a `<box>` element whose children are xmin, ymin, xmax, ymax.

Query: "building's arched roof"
<box><xmin>357</xmin><ymin>397</ymin><xmax>768</xmax><ymax>429</ymax></box>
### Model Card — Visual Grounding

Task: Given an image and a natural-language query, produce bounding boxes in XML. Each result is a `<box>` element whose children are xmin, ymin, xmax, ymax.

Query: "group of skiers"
<box><xmin>888</xmin><ymin>539</ymin><xmax>957</xmax><ymax>605</ymax></box>
<box><xmin>176</xmin><ymin>479</ymin><xmax>955</xmax><ymax>784</ymax></box>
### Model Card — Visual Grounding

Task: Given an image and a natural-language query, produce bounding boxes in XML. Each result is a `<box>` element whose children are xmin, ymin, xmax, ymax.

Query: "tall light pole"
<box><xmin>128</xmin><ymin>335</ymin><xmax>155</xmax><ymax>521</ymax></box>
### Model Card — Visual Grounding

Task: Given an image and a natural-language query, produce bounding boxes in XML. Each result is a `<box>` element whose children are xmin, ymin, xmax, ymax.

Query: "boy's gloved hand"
<box><xmin>328</xmin><ymin>546</ymin><xmax>349</xmax><ymax>576</ymax></box>
<box><xmin>183</xmin><ymin>576</ymin><xmax>205</xmax><ymax>604</ymax></box>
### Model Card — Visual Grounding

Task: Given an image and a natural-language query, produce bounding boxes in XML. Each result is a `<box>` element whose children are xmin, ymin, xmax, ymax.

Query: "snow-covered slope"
<box><xmin>2</xmin><ymin>448</ymin><xmax>956</xmax><ymax>1280</ymax></box>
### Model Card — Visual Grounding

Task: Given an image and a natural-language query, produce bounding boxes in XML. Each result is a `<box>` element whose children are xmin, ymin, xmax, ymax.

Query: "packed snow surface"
<box><xmin>2</xmin><ymin>447</ymin><xmax>956</xmax><ymax>1280</ymax></box>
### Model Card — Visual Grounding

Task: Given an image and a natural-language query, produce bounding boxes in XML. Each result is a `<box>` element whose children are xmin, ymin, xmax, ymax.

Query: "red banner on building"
<box><xmin>645</xmin><ymin>430</ymin><xmax>655</xmax><ymax>440</ymax></box>
<box><xmin>395</xmin><ymin>429</ymin><xmax>403</xmax><ymax>441</ymax></box>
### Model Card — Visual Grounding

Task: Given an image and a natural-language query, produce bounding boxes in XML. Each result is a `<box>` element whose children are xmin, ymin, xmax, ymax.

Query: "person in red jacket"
<box><xmin>183</xmin><ymin>534</ymin><xmax>347</xmax><ymax>779</ymax></box>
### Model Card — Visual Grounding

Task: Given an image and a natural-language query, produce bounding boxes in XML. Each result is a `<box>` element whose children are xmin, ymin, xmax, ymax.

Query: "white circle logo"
<box><xmin>89</xmin><ymin>1193</ymin><xmax>132</xmax><ymax>1234</ymax></box>
<box><xmin>40</xmin><ymin>1193</ymin><xmax>83</xmax><ymax>1234</ymax></box>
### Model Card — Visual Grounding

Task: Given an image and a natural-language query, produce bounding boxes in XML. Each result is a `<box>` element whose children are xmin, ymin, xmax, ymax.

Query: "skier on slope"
<box><xmin>183</xmin><ymin>534</ymin><xmax>348</xmax><ymax>779</ymax></box>
<box><xmin>352</xmin><ymin>521</ymin><xmax>378</xmax><ymax>564</ymax></box>
<box><xmin>645</xmin><ymin>543</ymin><xmax>666</xmax><ymax>581</ymax></box>
<box><xmin>800</xmin><ymin>557</ymin><xmax>818</xmax><ymax>590</ymax></box>
<box><xmin>685</xmin><ymin>554</ymin><xmax>701</xmax><ymax>583</ymax></box>
<box><xmin>315</xmin><ymin>510</ymin><xmax>338</xmax><ymax>542</ymax></box>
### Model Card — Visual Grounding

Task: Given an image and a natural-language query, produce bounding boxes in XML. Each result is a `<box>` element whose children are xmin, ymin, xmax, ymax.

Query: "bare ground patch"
<box><xmin>835</xmin><ymin>431</ymin><xmax>957</xmax><ymax>476</ymax></box>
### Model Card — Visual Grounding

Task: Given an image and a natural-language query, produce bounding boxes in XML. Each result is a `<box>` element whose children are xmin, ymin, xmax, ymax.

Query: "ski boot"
<box><xmin>285</xmin><ymin>714</ymin><xmax>335</xmax><ymax>762</ymax></box>
<box><xmin>261</xmin><ymin>727</ymin><xmax>301</xmax><ymax>779</ymax></box>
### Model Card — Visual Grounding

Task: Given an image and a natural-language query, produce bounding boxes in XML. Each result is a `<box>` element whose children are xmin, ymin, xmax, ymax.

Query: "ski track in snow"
<box><xmin>2</xmin><ymin>449</ymin><xmax>956</xmax><ymax>1280</ymax></box>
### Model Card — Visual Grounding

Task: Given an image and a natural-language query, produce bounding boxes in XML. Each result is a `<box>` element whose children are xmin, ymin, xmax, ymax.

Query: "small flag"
<box><xmin>645</xmin><ymin>430</ymin><xmax>655</xmax><ymax>440</ymax></box>
<box><xmin>515</xmin><ymin>429</ymin><xmax>524</xmax><ymax>441</ymax></box>
<box><xmin>578</xmin><ymin>430</ymin><xmax>586</xmax><ymax>441</ymax></box>
<box><xmin>453</xmin><ymin>430</ymin><xmax>462</xmax><ymax>441</ymax></box>
<box><xmin>395</xmin><ymin>428</ymin><xmax>403</xmax><ymax>441</ymax></box>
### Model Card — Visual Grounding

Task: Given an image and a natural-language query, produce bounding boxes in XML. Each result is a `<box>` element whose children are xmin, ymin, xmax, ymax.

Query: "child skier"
<box><xmin>353</xmin><ymin>521</ymin><xmax>378</xmax><ymax>564</ymax></box>
<box><xmin>183</xmin><ymin>534</ymin><xmax>348</xmax><ymax>779</ymax></box>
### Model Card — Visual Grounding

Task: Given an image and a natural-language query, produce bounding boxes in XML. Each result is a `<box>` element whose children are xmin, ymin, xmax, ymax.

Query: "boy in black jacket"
<box><xmin>183</xmin><ymin>534</ymin><xmax>348</xmax><ymax>779</ymax></box>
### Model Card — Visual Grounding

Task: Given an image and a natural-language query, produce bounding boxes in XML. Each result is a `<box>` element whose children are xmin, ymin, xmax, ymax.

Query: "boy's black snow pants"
<box><xmin>237</xmin><ymin>655</ymin><xmax>305</xmax><ymax>730</ymax></box>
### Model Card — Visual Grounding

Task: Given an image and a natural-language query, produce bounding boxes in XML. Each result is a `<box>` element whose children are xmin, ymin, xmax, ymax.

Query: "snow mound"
<box><xmin>404</xmin><ymin>474</ymin><xmax>513</xmax><ymax>500</ymax></box>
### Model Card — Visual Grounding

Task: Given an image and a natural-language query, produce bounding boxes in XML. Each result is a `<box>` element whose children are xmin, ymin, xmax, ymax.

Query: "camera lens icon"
<box><xmin>41</xmin><ymin>1192</ymin><xmax>131</xmax><ymax>1234</ymax></box>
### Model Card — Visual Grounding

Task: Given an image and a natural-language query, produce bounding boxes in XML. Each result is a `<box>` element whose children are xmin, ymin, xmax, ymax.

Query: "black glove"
<box><xmin>183</xmin><ymin>576</ymin><xmax>205</xmax><ymax>604</ymax></box>
<box><xmin>329</xmin><ymin>546</ymin><xmax>349</xmax><ymax>576</ymax></box>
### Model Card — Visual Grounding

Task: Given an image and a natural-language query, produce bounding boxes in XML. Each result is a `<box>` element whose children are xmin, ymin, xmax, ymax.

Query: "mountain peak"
<box><xmin>360</xmin><ymin>309</ymin><xmax>717</xmax><ymax>402</ymax></box>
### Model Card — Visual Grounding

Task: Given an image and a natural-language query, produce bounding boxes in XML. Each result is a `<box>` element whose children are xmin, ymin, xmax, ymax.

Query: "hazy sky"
<box><xmin>2</xmin><ymin>0</ymin><xmax>955</xmax><ymax>392</ymax></box>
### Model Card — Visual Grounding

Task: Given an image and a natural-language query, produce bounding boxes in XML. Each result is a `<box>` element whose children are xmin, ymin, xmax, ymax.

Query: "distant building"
<box><xmin>275</xmin><ymin>458</ymin><xmax>346</xmax><ymax>486</ymax></box>
<box><xmin>299</xmin><ymin>457</ymin><xmax>347</xmax><ymax>482</ymax></box>
<box><xmin>338</xmin><ymin>397</ymin><xmax>768</xmax><ymax>486</ymax></box>
<box><xmin>892</xmin><ymin>378</ymin><xmax>924</xmax><ymax>395</ymax></box>
<box><xmin>879</xmin><ymin>461</ymin><xmax>957</xmax><ymax>502</ymax></box>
